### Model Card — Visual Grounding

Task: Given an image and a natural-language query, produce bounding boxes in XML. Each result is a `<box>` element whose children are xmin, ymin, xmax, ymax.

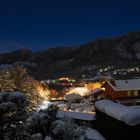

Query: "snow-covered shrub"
<box><xmin>50</xmin><ymin>118</ymin><xmax>105</xmax><ymax>140</ymax></box>
<box><xmin>0</xmin><ymin>92</ymin><xmax>27</xmax><ymax>109</ymax></box>
<box><xmin>84</xmin><ymin>127</ymin><xmax>105</xmax><ymax>140</ymax></box>
<box><xmin>50</xmin><ymin>119</ymin><xmax>85</xmax><ymax>140</ymax></box>
<box><xmin>0</xmin><ymin>92</ymin><xmax>27</xmax><ymax>140</ymax></box>
<box><xmin>31</xmin><ymin>133</ymin><xmax>42</xmax><ymax>140</ymax></box>
<box><xmin>44</xmin><ymin>136</ymin><xmax>53</xmax><ymax>140</ymax></box>
<box><xmin>0</xmin><ymin>92</ymin><xmax>27</xmax><ymax>115</ymax></box>
<box><xmin>0</xmin><ymin>92</ymin><xmax>59</xmax><ymax>139</ymax></box>
<box><xmin>23</xmin><ymin>105</ymin><xmax>58</xmax><ymax>137</ymax></box>
<box><xmin>0</xmin><ymin>102</ymin><xmax>17</xmax><ymax>113</ymax></box>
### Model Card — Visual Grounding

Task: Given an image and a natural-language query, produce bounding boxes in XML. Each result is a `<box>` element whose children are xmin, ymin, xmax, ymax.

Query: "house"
<box><xmin>102</xmin><ymin>79</ymin><xmax>140</xmax><ymax>101</ymax></box>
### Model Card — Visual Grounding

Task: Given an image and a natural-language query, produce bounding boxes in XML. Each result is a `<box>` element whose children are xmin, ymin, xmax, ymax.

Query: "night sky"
<box><xmin>0</xmin><ymin>0</ymin><xmax>140</xmax><ymax>52</ymax></box>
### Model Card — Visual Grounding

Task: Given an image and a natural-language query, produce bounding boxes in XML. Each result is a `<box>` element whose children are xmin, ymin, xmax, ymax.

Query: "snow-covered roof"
<box><xmin>95</xmin><ymin>99</ymin><xmax>140</xmax><ymax>126</ymax></box>
<box><xmin>107</xmin><ymin>79</ymin><xmax>140</xmax><ymax>91</ymax></box>
<box><xmin>57</xmin><ymin>110</ymin><xmax>95</xmax><ymax>121</ymax></box>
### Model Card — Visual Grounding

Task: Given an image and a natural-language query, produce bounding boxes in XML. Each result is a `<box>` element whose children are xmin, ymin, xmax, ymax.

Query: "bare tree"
<box><xmin>9</xmin><ymin>65</ymin><xmax>42</xmax><ymax>110</ymax></box>
<box><xmin>0</xmin><ymin>70</ymin><xmax>15</xmax><ymax>92</ymax></box>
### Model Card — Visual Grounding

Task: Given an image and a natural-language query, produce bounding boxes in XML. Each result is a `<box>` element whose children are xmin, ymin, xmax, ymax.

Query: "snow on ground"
<box><xmin>57</xmin><ymin>110</ymin><xmax>95</xmax><ymax>121</ymax></box>
<box><xmin>36</xmin><ymin>99</ymin><xmax>96</xmax><ymax>121</ymax></box>
<box><xmin>37</xmin><ymin>99</ymin><xmax>95</xmax><ymax>113</ymax></box>
<box><xmin>84</xmin><ymin>127</ymin><xmax>105</xmax><ymax>140</ymax></box>
<box><xmin>70</xmin><ymin>102</ymin><xmax>95</xmax><ymax>113</ymax></box>
<box><xmin>57</xmin><ymin>103</ymin><xmax>69</xmax><ymax>110</ymax></box>
<box><xmin>37</xmin><ymin>100</ymin><xmax>52</xmax><ymax>110</ymax></box>
<box><xmin>64</xmin><ymin>93</ymin><xmax>83</xmax><ymax>101</ymax></box>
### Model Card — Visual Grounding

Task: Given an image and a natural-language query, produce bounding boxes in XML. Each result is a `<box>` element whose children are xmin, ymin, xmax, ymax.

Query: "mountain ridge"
<box><xmin>1</xmin><ymin>30</ymin><xmax>140</xmax><ymax>79</ymax></box>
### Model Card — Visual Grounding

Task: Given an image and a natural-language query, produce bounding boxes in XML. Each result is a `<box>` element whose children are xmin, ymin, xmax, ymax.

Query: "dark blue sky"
<box><xmin>0</xmin><ymin>0</ymin><xmax>140</xmax><ymax>52</ymax></box>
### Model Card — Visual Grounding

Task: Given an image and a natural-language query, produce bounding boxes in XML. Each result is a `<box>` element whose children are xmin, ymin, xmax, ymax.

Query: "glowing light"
<box><xmin>67</xmin><ymin>87</ymin><xmax>89</xmax><ymax>96</ymax></box>
<box><xmin>38</xmin><ymin>100</ymin><xmax>52</xmax><ymax>110</ymax></box>
<box><xmin>66</xmin><ymin>82</ymin><xmax>103</xmax><ymax>97</ymax></box>
<box><xmin>37</xmin><ymin>86</ymin><xmax>50</xmax><ymax>100</ymax></box>
<box><xmin>101</xmin><ymin>87</ymin><xmax>105</xmax><ymax>91</ymax></box>
<box><xmin>58</xmin><ymin>77</ymin><xmax>69</xmax><ymax>81</ymax></box>
<box><xmin>85</xmin><ymin>82</ymin><xmax>102</xmax><ymax>90</ymax></box>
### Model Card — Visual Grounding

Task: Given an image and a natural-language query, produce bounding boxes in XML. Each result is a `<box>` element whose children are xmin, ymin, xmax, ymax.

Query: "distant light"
<box><xmin>58</xmin><ymin>77</ymin><xmax>69</xmax><ymax>81</ymax></box>
<box><xmin>82</xmin><ymin>75</ymin><xmax>85</xmax><ymax>78</ymax></box>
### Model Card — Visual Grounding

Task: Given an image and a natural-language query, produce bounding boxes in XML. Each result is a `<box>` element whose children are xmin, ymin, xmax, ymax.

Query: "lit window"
<box><xmin>134</xmin><ymin>91</ymin><xmax>138</xmax><ymax>96</ymax></box>
<box><xmin>127</xmin><ymin>91</ymin><xmax>131</xmax><ymax>96</ymax></box>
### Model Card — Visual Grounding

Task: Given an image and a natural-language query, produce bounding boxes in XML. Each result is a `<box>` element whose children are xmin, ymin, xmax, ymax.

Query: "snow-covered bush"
<box><xmin>31</xmin><ymin>133</ymin><xmax>42</xmax><ymax>140</ymax></box>
<box><xmin>0</xmin><ymin>92</ymin><xmax>27</xmax><ymax>140</ymax></box>
<box><xmin>84</xmin><ymin>127</ymin><xmax>105</xmax><ymax>140</ymax></box>
<box><xmin>50</xmin><ymin>119</ymin><xmax>85</xmax><ymax>140</ymax></box>
<box><xmin>0</xmin><ymin>92</ymin><xmax>59</xmax><ymax>139</ymax></box>
<box><xmin>23</xmin><ymin>105</ymin><xmax>58</xmax><ymax>137</ymax></box>
<box><xmin>44</xmin><ymin>136</ymin><xmax>53</xmax><ymax>140</ymax></box>
<box><xmin>0</xmin><ymin>92</ymin><xmax>27</xmax><ymax>109</ymax></box>
<box><xmin>50</xmin><ymin>119</ymin><xmax>105</xmax><ymax>140</ymax></box>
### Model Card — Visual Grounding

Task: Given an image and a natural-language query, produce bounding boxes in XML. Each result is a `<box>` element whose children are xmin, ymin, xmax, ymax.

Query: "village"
<box><xmin>1</xmin><ymin>0</ymin><xmax>140</xmax><ymax>139</ymax></box>
<box><xmin>39</xmin><ymin>76</ymin><xmax>140</xmax><ymax>107</ymax></box>
<box><xmin>0</xmin><ymin>65</ymin><xmax>140</xmax><ymax>140</ymax></box>
<box><xmin>37</xmin><ymin>76</ymin><xmax>140</xmax><ymax>139</ymax></box>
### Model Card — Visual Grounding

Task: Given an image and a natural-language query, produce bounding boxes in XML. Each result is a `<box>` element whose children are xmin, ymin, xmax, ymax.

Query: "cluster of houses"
<box><xmin>43</xmin><ymin>78</ymin><xmax>140</xmax><ymax>139</ymax></box>
<box><xmin>58</xmin><ymin>78</ymin><xmax>140</xmax><ymax>140</ymax></box>
<box><xmin>80</xmin><ymin>78</ymin><xmax>140</xmax><ymax>139</ymax></box>
<box><xmin>85</xmin><ymin>78</ymin><xmax>140</xmax><ymax>105</ymax></box>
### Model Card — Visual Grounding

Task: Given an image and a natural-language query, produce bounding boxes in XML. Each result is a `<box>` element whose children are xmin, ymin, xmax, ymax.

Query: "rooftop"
<box><xmin>108</xmin><ymin>79</ymin><xmax>140</xmax><ymax>91</ymax></box>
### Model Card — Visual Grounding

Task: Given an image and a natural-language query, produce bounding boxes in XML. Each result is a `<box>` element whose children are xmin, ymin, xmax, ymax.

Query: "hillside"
<box><xmin>1</xmin><ymin>31</ymin><xmax>140</xmax><ymax>79</ymax></box>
